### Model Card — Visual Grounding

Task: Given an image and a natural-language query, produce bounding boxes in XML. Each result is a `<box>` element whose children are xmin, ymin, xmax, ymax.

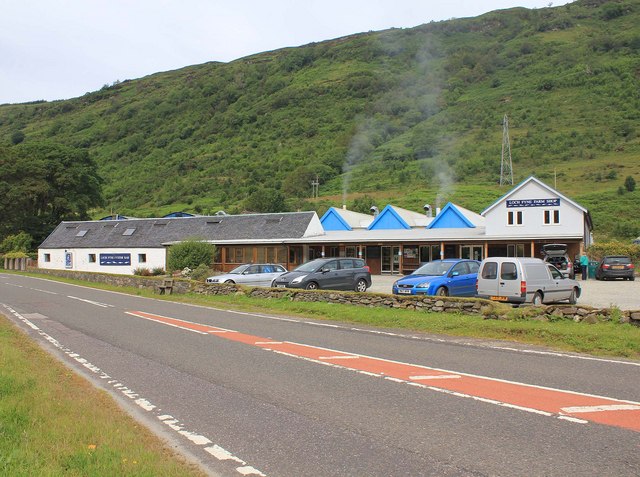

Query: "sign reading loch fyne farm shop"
<box><xmin>506</xmin><ymin>198</ymin><xmax>560</xmax><ymax>208</ymax></box>
<box><xmin>100</xmin><ymin>253</ymin><xmax>131</xmax><ymax>266</ymax></box>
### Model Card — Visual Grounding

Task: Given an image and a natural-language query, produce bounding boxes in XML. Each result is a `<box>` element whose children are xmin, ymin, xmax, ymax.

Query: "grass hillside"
<box><xmin>0</xmin><ymin>0</ymin><xmax>638</xmax><ymax>240</ymax></box>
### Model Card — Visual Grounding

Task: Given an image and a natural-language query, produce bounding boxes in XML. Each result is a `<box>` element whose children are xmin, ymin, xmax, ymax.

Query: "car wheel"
<box><xmin>354</xmin><ymin>278</ymin><xmax>368</xmax><ymax>292</ymax></box>
<box><xmin>436</xmin><ymin>287</ymin><xmax>448</xmax><ymax>297</ymax></box>
<box><xmin>569</xmin><ymin>288</ymin><xmax>578</xmax><ymax>305</ymax></box>
<box><xmin>305</xmin><ymin>281</ymin><xmax>319</xmax><ymax>290</ymax></box>
<box><xmin>224</xmin><ymin>280</ymin><xmax>235</xmax><ymax>284</ymax></box>
<box><xmin>631</xmin><ymin>276</ymin><xmax>636</xmax><ymax>281</ymax></box>
<box><xmin>532</xmin><ymin>292</ymin><xmax>543</xmax><ymax>306</ymax></box>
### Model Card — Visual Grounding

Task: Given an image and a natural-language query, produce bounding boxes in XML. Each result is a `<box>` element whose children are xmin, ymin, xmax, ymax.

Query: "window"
<box><xmin>76</xmin><ymin>230</ymin><xmax>88</xmax><ymax>237</ymax></box>
<box><xmin>88</xmin><ymin>254</ymin><xmax>96</xmax><ymax>263</ymax></box>
<box><xmin>500</xmin><ymin>262</ymin><xmax>518</xmax><ymax>280</ymax></box>
<box><xmin>507</xmin><ymin>210</ymin><xmax>523</xmax><ymax>226</ymax></box>
<box><xmin>123</xmin><ymin>228</ymin><xmax>136</xmax><ymax>236</ymax></box>
<box><xmin>138</xmin><ymin>253</ymin><xmax>147</xmax><ymax>263</ymax></box>
<box><xmin>339</xmin><ymin>259</ymin><xmax>355</xmax><ymax>269</ymax></box>
<box><xmin>467</xmin><ymin>262</ymin><xmax>480</xmax><ymax>274</ymax></box>
<box><xmin>548</xmin><ymin>265</ymin><xmax>563</xmax><ymax>279</ymax></box>
<box><xmin>507</xmin><ymin>244</ymin><xmax>526</xmax><ymax>257</ymax></box>
<box><xmin>544</xmin><ymin>210</ymin><xmax>560</xmax><ymax>224</ymax></box>
<box><xmin>451</xmin><ymin>263</ymin><xmax>469</xmax><ymax>276</ymax></box>
<box><xmin>481</xmin><ymin>262</ymin><xmax>498</xmax><ymax>279</ymax></box>
<box><xmin>44</xmin><ymin>253</ymin><xmax>51</xmax><ymax>262</ymax></box>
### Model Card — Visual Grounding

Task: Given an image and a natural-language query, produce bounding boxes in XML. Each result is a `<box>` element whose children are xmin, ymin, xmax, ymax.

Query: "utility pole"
<box><xmin>310</xmin><ymin>174</ymin><xmax>319</xmax><ymax>199</ymax></box>
<box><xmin>500</xmin><ymin>114</ymin><xmax>514</xmax><ymax>186</ymax></box>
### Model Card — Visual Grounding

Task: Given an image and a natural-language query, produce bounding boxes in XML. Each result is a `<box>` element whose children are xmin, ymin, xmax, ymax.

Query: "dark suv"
<box><xmin>273</xmin><ymin>258</ymin><xmax>371</xmax><ymax>292</ymax></box>
<box><xmin>541</xmin><ymin>244</ymin><xmax>574</xmax><ymax>279</ymax></box>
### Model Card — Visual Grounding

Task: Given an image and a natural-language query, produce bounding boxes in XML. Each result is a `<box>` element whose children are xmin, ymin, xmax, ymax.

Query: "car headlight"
<box><xmin>291</xmin><ymin>275</ymin><xmax>307</xmax><ymax>284</ymax></box>
<box><xmin>207</xmin><ymin>278</ymin><xmax>219</xmax><ymax>283</ymax></box>
<box><xmin>392</xmin><ymin>281</ymin><xmax>399</xmax><ymax>287</ymax></box>
<box><xmin>416</xmin><ymin>281</ymin><xmax>432</xmax><ymax>288</ymax></box>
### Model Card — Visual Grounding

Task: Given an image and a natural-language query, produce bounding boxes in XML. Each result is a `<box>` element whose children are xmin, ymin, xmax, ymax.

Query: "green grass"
<box><xmin>0</xmin><ymin>314</ymin><xmax>205</xmax><ymax>477</ymax></box>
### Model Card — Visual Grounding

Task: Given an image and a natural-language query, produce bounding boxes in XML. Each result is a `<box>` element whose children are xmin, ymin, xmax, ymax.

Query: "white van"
<box><xmin>476</xmin><ymin>257</ymin><xmax>581</xmax><ymax>305</ymax></box>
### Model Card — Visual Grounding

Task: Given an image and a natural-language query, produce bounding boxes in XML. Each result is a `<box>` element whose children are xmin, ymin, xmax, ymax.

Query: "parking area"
<box><xmin>369</xmin><ymin>275</ymin><xmax>640</xmax><ymax>310</ymax></box>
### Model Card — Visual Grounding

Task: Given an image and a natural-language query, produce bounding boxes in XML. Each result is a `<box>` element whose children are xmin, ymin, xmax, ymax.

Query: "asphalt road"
<box><xmin>369</xmin><ymin>275</ymin><xmax>640</xmax><ymax>310</ymax></box>
<box><xmin>1</xmin><ymin>274</ymin><xmax>639</xmax><ymax>477</ymax></box>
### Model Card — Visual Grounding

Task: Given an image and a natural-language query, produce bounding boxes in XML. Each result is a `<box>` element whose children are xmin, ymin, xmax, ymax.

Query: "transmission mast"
<box><xmin>500</xmin><ymin>114</ymin><xmax>514</xmax><ymax>186</ymax></box>
<box><xmin>310</xmin><ymin>174</ymin><xmax>319</xmax><ymax>199</ymax></box>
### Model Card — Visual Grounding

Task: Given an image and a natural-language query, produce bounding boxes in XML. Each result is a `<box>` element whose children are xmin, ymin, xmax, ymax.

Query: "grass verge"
<box><xmin>0</xmin><ymin>314</ymin><xmax>205</xmax><ymax>476</ymax></box>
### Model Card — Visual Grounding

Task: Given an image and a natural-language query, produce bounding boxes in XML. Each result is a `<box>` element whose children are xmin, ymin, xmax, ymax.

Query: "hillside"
<box><xmin>0</xmin><ymin>0</ymin><xmax>639</xmax><ymax>241</ymax></box>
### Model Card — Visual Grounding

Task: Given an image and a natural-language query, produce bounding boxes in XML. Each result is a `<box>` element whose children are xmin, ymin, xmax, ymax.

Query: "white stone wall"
<box><xmin>38</xmin><ymin>248</ymin><xmax>167</xmax><ymax>275</ymax></box>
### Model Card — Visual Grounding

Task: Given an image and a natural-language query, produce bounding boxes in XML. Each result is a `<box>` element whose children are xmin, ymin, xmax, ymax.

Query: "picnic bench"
<box><xmin>158</xmin><ymin>278</ymin><xmax>174</xmax><ymax>295</ymax></box>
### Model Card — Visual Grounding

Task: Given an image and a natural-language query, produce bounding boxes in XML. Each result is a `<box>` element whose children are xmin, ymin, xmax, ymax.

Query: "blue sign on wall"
<box><xmin>100</xmin><ymin>253</ymin><xmax>131</xmax><ymax>266</ymax></box>
<box><xmin>506</xmin><ymin>198</ymin><xmax>560</xmax><ymax>208</ymax></box>
<box><xmin>65</xmin><ymin>252</ymin><xmax>73</xmax><ymax>269</ymax></box>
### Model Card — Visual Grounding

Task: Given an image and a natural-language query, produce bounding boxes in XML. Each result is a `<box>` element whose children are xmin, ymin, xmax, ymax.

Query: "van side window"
<box><xmin>500</xmin><ymin>262</ymin><xmax>518</xmax><ymax>280</ymax></box>
<box><xmin>548</xmin><ymin>265</ymin><xmax>563</xmax><ymax>279</ymax></box>
<box><xmin>481</xmin><ymin>262</ymin><xmax>498</xmax><ymax>279</ymax></box>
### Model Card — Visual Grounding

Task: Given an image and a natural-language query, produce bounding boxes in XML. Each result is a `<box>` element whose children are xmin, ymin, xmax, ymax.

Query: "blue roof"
<box><xmin>163</xmin><ymin>211</ymin><xmax>195</xmax><ymax>218</ymax></box>
<box><xmin>426</xmin><ymin>202</ymin><xmax>475</xmax><ymax>229</ymax></box>
<box><xmin>367</xmin><ymin>205</ymin><xmax>411</xmax><ymax>230</ymax></box>
<box><xmin>319</xmin><ymin>207</ymin><xmax>352</xmax><ymax>231</ymax></box>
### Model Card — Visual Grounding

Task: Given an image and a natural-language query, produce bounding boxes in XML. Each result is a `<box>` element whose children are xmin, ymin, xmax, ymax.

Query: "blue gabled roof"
<box><xmin>320</xmin><ymin>207</ymin><xmax>352</xmax><ymax>231</ymax></box>
<box><xmin>426</xmin><ymin>202</ymin><xmax>475</xmax><ymax>229</ymax></box>
<box><xmin>367</xmin><ymin>205</ymin><xmax>411</xmax><ymax>230</ymax></box>
<box><xmin>163</xmin><ymin>211</ymin><xmax>195</xmax><ymax>218</ymax></box>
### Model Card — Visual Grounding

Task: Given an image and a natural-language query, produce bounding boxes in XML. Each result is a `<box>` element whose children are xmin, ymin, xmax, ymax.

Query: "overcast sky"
<box><xmin>1</xmin><ymin>0</ymin><xmax>572</xmax><ymax>104</ymax></box>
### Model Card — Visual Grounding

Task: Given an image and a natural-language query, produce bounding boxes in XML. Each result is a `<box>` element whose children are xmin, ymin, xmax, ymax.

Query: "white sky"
<box><xmin>1</xmin><ymin>0</ymin><xmax>571</xmax><ymax>104</ymax></box>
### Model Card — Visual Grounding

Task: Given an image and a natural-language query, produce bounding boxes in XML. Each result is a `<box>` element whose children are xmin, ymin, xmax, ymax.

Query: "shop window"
<box><xmin>507</xmin><ymin>244</ymin><xmax>525</xmax><ymax>257</ymax></box>
<box><xmin>345</xmin><ymin>246</ymin><xmax>356</xmax><ymax>258</ymax></box>
<box><xmin>44</xmin><ymin>253</ymin><xmax>51</xmax><ymax>262</ymax></box>
<box><xmin>88</xmin><ymin>254</ymin><xmax>96</xmax><ymax>263</ymax></box>
<box><xmin>138</xmin><ymin>253</ymin><xmax>147</xmax><ymax>263</ymax></box>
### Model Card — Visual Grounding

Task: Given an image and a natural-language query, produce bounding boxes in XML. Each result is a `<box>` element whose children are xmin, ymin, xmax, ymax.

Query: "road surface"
<box><xmin>1</xmin><ymin>273</ymin><xmax>639</xmax><ymax>476</ymax></box>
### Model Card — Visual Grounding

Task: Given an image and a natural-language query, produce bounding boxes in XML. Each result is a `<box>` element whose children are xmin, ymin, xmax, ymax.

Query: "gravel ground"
<box><xmin>368</xmin><ymin>275</ymin><xmax>640</xmax><ymax>311</ymax></box>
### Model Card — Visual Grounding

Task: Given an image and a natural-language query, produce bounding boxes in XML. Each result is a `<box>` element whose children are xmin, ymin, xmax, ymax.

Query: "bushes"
<box><xmin>166</xmin><ymin>240</ymin><xmax>216</xmax><ymax>273</ymax></box>
<box><xmin>587</xmin><ymin>241</ymin><xmax>640</xmax><ymax>263</ymax></box>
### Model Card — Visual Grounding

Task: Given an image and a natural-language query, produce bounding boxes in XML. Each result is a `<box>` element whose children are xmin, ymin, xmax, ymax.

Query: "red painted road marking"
<box><xmin>126</xmin><ymin>311</ymin><xmax>640</xmax><ymax>433</ymax></box>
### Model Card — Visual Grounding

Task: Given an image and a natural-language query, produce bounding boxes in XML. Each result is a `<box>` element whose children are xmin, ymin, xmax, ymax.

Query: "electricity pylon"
<box><xmin>500</xmin><ymin>114</ymin><xmax>514</xmax><ymax>186</ymax></box>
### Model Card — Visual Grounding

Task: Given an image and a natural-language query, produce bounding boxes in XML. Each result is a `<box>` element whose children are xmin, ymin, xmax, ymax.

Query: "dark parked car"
<box><xmin>273</xmin><ymin>258</ymin><xmax>371</xmax><ymax>292</ymax></box>
<box><xmin>392</xmin><ymin>259</ymin><xmax>480</xmax><ymax>297</ymax></box>
<box><xmin>541</xmin><ymin>244</ymin><xmax>574</xmax><ymax>279</ymax></box>
<box><xmin>595</xmin><ymin>256</ymin><xmax>635</xmax><ymax>281</ymax></box>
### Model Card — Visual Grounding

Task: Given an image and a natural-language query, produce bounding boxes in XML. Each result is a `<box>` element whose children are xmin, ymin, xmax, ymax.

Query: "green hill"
<box><xmin>1</xmin><ymin>0</ymin><xmax>639</xmax><ymax>242</ymax></box>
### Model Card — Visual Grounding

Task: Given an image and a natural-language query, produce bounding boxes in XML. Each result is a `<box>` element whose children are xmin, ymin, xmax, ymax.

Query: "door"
<box><xmin>316</xmin><ymin>259</ymin><xmax>341</xmax><ymax>289</ymax></box>
<box><xmin>381</xmin><ymin>246</ymin><xmax>401</xmax><ymax>274</ymax></box>
<box><xmin>461</xmin><ymin>245</ymin><xmax>483</xmax><ymax>261</ymax></box>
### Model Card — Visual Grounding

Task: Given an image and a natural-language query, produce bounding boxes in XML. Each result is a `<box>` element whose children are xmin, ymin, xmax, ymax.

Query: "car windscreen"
<box><xmin>412</xmin><ymin>261</ymin><xmax>452</xmax><ymax>276</ymax></box>
<box><xmin>229</xmin><ymin>264</ymin><xmax>249</xmax><ymax>274</ymax></box>
<box><xmin>294</xmin><ymin>259</ymin><xmax>326</xmax><ymax>272</ymax></box>
<box><xmin>604</xmin><ymin>256</ymin><xmax>631</xmax><ymax>264</ymax></box>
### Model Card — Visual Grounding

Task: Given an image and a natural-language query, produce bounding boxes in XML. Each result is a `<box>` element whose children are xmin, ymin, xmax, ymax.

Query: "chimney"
<box><xmin>436</xmin><ymin>207</ymin><xmax>441</xmax><ymax>216</ymax></box>
<box><xmin>342</xmin><ymin>204</ymin><xmax>347</xmax><ymax>210</ymax></box>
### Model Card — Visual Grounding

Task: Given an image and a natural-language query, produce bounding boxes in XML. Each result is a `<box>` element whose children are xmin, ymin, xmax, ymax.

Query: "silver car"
<box><xmin>206</xmin><ymin>263</ymin><xmax>287</xmax><ymax>287</ymax></box>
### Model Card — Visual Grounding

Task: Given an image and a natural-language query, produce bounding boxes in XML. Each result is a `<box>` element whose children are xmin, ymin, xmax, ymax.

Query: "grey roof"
<box><xmin>39</xmin><ymin>212</ymin><xmax>320</xmax><ymax>249</ymax></box>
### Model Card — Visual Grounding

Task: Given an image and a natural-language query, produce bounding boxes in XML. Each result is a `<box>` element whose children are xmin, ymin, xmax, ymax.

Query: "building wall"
<box><xmin>38</xmin><ymin>248</ymin><xmax>166</xmax><ymax>275</ymax></box>
<box><xmin>484</xmin><ymin>181</ymin><xmax>584</xmax><ymax>237</ymax></box>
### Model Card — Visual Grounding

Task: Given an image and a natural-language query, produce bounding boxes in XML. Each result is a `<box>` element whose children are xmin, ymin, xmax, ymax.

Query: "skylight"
<box><xmin>75</xmin><ymin>230</ymin><xmax>88</xmax><ymax>237</ymax></box>
<box><xmin>123</xmin><ymin>228</ymin><xmax>136</xmax><ymax>236</ymax></box>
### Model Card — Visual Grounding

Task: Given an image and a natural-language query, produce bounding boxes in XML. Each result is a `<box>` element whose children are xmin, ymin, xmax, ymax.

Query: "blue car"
<box><xmin>392</xmin><ymin>259</ymin><xmax>481</xmax><ymax>297</ymax></box>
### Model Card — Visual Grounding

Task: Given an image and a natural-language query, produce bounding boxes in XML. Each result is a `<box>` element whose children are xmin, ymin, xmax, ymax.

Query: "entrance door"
<box><xmin>461</xmin><ymin>245</ymin><xmax>483</xmax><ymax>261</ymax></box>
<box><xmin>381</xmin><ymin>246</ymin><xmax>401</xmax><ymax>274</ymax></box>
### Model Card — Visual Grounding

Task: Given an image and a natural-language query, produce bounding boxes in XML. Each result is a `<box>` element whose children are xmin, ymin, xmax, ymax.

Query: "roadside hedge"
<box><xmin>587</xmin><ymin>241</ymin><xmax>640</xmax><ymax>263</ymax></box>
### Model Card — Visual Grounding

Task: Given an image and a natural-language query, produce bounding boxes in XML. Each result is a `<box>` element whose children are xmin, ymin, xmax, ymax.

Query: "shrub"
<box><xmin>191</xmin><ymin>264</ymin><xmax>214</xmax><ymax>282</ymax></box>
<box><xmin>151</xmin><ymin>267</ymin><xmax>165</xmax><ymax>276</ymax></box>
<box><xmin>167</xmin><ymin>240</ymin><xmax>216</xmax><ymax>272</ymax></box>
<box><xmin>624</xmin><ymin>175</ymin><xmax>636</xmax><ymax>192</ymax></box>
<box><xmin>133</xmin><ymin>267</ymin><xmax>152</xmax><ymax>276</ymax></box>
<box><xmin>587</xmin><ymin>241</ymin><xmax>640</xmax><ymax>263</ymax></box>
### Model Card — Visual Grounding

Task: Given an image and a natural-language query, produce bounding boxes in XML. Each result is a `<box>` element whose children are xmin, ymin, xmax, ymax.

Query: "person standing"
<box><xmin>580</xmin><ymin>253</ymin><xmax>589</xmax><ymax>280</ymax></box>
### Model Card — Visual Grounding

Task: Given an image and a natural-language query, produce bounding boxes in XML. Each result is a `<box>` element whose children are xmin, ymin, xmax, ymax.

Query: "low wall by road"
<box><xmin>26</xmin><ymin>268</ymin><xmax>640</xmax><ymax>326</ymax></box>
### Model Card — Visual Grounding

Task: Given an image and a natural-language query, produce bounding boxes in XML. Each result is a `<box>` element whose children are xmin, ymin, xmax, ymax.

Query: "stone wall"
<box><xmin>27</xmin><ymin>268</ymin><xmax>640</xmax><ymax>326</ymax></box>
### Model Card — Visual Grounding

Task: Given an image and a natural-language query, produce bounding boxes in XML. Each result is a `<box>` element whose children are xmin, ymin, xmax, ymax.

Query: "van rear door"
<box><xmin>498</xmin><ymin>261</ymin><xmax>522</xmax><ymax>300</ymax></box>
<box><xmin>477</xmin><ymin>261</ymin><xmax>500</xmax><ymax>298</ymax></box>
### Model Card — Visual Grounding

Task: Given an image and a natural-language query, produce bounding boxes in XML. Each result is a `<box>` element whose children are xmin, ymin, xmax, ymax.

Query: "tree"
<box><xmin>624</xmin><ymin>175</ymin><xmax>636</xmax><ymax>192</ymax></box>
<box><xmin>244</xmin><ymin>188</ymin><xmax>287</xmax><ymax>213</ymax></box>
<box><xmin>0</xmin><ymin>232</ymin><xmax>33</xmax><ymax>253</ymax></box>
<box><xmin>167</xmin><ymin>240</ymin><xmax>216</xmax><ymax>272</ymax></box>
<box><xmin>0</xmin><ymin>142</ymin><xmax>104</xmax><ymax>245</ymax></box>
